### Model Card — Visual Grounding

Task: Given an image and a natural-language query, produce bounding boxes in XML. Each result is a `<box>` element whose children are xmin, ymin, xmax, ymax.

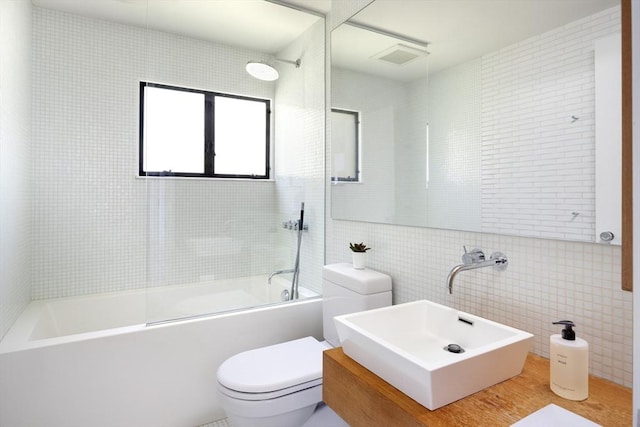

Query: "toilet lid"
<box><xmin>217</xmin><ymin>337</ymin><xmax>326</xmax><ymax>393</ymax></box>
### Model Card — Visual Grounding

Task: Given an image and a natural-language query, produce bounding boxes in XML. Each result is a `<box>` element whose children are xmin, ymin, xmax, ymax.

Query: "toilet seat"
<box><xmin>217</xmin><ymin>337</ymin><xmax>327</xmax><ymax>401</ymax></box>
<box><xmin>217</xmin><ymin>378</ymin><xmax>322</xmax><ymax>401</ymax></box>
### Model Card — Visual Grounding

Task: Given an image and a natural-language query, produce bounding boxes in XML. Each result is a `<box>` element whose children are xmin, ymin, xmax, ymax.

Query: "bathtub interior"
<box><xmin>0</xmin><ymin>274</ymin><xmax>319</xmax><ymax>353</ymax></box>
<box><xmin>146</xmin><ymin>274</ymin><xmax>315</xmax><ymax>324</ymax></box>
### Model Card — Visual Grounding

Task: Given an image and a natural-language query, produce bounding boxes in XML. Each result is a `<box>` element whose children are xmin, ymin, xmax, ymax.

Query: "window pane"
<box><xmin>143</xmin><ymin>86</ymin><xmax>204</xmax><ymax>174</ymax></box>
<box><xmin>214</xmin><ymin>96</ymin><xmax>267</xmax><ymax>176</ymax></box>
<box><xmin>331</xmin><ymin>109</ymin><xmax>359</xmax><ymax>181</ymax></box>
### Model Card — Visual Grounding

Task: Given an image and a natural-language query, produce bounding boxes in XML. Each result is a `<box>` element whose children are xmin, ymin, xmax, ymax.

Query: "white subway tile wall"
<box><xmin>0</xmin><ymin>0</ymin><xmax>32</xmax><ymax>340</ymax></box>
<box><xmin>481</xmin><ymin>6</ymin><xmax>620</xmax><ymax>241</ymax></box>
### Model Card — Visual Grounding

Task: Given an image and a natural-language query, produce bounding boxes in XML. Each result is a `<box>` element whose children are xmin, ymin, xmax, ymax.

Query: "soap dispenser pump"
<box><xmin>550</xmin><ymin>320</ymin><xmax>589</xmax><ymax>401</ymax></box>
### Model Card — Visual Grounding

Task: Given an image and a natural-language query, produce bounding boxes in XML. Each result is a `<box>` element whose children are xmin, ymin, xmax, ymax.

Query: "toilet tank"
<box><xmin>322</xmin><ymin>263</ymin><xmax>392</xmax><ymax>347</ymax></box>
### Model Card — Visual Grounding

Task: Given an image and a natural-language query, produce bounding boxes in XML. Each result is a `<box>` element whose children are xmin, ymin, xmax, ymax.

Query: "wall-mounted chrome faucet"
<box><xmin>447</xmin><ymin>247</ymin><xmax>508</xmax><ymax>294</ymax></box>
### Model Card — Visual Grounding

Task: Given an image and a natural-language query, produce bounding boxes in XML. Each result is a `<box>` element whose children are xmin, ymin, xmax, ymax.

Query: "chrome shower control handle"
<box><xmin>462</xmin><ymin>247</ymin><xmax>485</xmax><ymax>264</ymax></box>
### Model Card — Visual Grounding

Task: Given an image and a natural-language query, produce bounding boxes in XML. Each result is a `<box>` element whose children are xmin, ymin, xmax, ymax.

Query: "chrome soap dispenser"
<box><xmin>550</xmin><ymin>320</ymin><xmax>589</xmax><ymax>401</ymax></box>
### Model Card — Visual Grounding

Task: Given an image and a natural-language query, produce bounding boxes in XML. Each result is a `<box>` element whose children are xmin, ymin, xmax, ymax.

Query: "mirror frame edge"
<box><xmin>622</xmin><ymin>0</ymin><xmax>633</xmax><ymax>292</ymax></box>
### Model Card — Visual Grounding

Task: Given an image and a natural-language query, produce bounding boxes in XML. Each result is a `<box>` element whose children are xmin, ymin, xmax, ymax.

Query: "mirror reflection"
<box><xmin>331</xmin><ymin>0</ymin><xmax>621</xmax><ymax>244</ymax></box>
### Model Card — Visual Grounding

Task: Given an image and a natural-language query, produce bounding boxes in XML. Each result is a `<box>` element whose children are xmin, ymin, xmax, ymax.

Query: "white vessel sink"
<box><xmin>334</xmin><ymin>300</ymin><xmax>533</xmax><ymax>410</ymax></box>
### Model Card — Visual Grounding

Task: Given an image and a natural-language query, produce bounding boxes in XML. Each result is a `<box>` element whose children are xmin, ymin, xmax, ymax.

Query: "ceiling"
<box><xmin>32</xmin><ymin>0</ymin><xmax>324</xmax><ymax>54</ymax></box>
<box><xmin>333</xmin><ymin>0</ymin><xmax>620</xmax><ymax>80</ymax></box>
<box><xmin>32</xmin><ymin>0</ymin><xmax>620</xmax><ymax>80</ymax></box>
<box><xmin>278</xmin><ymin>0</ymin><xmax>331</xmax><ymax>15</ymax></box>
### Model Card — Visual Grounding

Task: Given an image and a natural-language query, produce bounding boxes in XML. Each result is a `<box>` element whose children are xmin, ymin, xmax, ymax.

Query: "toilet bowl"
<box><xmin>216</xmin><ymin>263</ymin><xmax>392</xmax><ymax>427</ymax></box>
<box><xmin>217</xmin><ymin>337</ymin><xmax>330</xmax><ymax>427</ymax></box>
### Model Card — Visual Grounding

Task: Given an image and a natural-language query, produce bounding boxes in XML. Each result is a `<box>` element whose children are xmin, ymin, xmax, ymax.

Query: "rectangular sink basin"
<box><xmin>334</xmin><ymin>300</ymin><xmax>533</xmax><ymax>410</ymax></box>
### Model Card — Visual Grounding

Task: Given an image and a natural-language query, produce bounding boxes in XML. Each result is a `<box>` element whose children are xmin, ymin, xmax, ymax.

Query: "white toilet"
<box><xmin>216</xmin><ymin>263</ymin><xmax>392</xmax><ymax>427</ymax></box>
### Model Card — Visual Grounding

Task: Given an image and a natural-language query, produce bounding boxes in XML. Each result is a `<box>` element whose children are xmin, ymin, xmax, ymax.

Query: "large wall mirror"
<box><xmin>331</xmin><ymin>0</ymin><xmax>625</xmax><ymax>245</ymax></box>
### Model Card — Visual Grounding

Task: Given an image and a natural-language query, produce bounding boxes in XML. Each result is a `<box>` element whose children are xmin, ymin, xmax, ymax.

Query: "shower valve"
<box><xmin>282</xmin><ymin>220</ymin><xmax>309</xmax><ymax>231</ymax></box>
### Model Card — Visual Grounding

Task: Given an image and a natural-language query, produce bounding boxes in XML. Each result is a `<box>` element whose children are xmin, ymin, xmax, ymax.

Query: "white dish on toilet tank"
<box><xmin>334</xmin><ymin>300</ymin><xmax>533</xmax><ymax>410</ymax></box>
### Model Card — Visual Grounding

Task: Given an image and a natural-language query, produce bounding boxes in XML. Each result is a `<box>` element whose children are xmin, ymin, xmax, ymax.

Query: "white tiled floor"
<box><xmin>200</xmin><ymin>403</ymin><xmax>349</xmax><ymax>427</ymax></box>
<box><xmin>198</xmin><ymin>418</ymin><xmax>232</xmax><ymax>427</ymax></box>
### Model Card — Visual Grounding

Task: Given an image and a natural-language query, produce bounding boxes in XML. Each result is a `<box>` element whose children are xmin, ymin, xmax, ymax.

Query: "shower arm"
<box><xmin>276</xmin><ymin>58</ymin><xmax>301</xmax><ymax>68</ymax></box>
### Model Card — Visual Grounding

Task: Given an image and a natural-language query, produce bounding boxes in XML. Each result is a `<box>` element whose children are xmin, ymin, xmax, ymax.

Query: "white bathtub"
<box><xmin>0</xmin><ymin>276</ymin><xmax>323</xmax><ymax>427</ymax></box>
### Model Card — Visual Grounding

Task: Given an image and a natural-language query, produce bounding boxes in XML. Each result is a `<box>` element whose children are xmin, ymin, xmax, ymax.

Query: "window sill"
<box><xmin>135</xmin><ymin>175</ymin><xmax>275</xmax><ymax>182</ymax></box>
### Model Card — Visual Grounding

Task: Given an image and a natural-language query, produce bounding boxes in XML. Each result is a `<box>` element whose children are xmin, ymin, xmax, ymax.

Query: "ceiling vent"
<box><xmin>372</xmin><ymin>44</ymin><xmax>429</xmax><ymax>65</ymax></box>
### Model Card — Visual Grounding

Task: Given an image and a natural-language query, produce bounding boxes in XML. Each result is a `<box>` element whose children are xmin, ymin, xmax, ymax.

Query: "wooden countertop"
<box><xmin>323</xmin><ymin>347</ymin><xmax>631</xmax><ymax>427</ymax></box>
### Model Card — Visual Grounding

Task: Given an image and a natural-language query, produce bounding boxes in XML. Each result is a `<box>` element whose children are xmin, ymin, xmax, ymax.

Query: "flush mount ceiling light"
<box><xmin>245</xmin><ymin>58</ymin><xmax>301</xmax><ymax>81</ymax></box>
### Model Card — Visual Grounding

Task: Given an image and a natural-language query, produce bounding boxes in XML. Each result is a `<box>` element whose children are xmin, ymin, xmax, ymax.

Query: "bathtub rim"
<box><xmin>0</xmin><ymin>294</ymin><xmax>322</xmax><ymax>355</ymax></box>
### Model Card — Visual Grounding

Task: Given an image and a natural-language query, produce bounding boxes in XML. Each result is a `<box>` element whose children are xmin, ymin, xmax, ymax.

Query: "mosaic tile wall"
<box><xmin>31</xmin><ymin>7</ymin><xmax>325</xmax><ymax>301</ymax></box>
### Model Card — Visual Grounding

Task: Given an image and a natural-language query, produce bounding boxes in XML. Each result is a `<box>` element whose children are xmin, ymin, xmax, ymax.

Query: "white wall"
<box><xmin>332</xmin><ymin>60</ymin><xmax>484</xmax><ymax>230</ymax></box>
<box><xmin>0</xmin><ymin>0</ymin><xmax>32</xmax><ymax>340</ymax></box>
<box><xmin>481</xmin><ymin>7</ymin><xmax>620</xmax><ymax>242</ymax></box>
<box><xmin>394</xmin><ymin>77</ymin><xmax>429</xmax><ymax>226</ymax></box>
<box><xmin>594</xmin><ymin>32</ymin><xmax>622</xmax><ymax>246</ymax></box>
<box><xmin>426</xmin><ymin>59</ymin><xmax>482</xmax><ymax>231</ymax></box>
<box><xmin>328</xmin><ymin>1</ymin><xmax>632</xmax><ymax>388</ymax></box>
<box><xmin>331</xmin><ymin>67</ymin><xmax>400</xmax><ymax>223</ymax></box>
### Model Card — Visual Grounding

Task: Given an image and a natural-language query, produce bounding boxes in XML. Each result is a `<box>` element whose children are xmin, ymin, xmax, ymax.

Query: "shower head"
<box><xmin>245</xmin><ymin>58</ymin><xmax>301</xmax><ymax>81</ymax></box>
<box><xmin>246</xmin><ymin>61</ymin><xmax>279</xmax><ymax>81</ymax></box>
<box><xmin>245</xmin><ymin>61</ymin><xmax>280</xmax><ymax>82</ymax></box>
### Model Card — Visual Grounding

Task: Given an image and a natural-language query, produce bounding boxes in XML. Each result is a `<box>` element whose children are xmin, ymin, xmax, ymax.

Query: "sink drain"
<box><xmin>444</xmin><ymin>343</ymin><xmax>465</xmax><ymax>354</ymax></box>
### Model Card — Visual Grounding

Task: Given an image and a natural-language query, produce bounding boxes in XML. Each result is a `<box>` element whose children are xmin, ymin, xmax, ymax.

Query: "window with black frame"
<box><xmin>331</xmin><ymin>108</ymin><xmax>360</xmax><ymax>182</ymax></box>
<box><xmin>139</xmin><ymin>82</ymin><xmax>270</xmax><ymax>179</ymax></box>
